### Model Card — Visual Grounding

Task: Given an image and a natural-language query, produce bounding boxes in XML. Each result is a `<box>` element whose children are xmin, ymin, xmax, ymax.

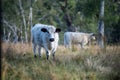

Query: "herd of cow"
<box><xmin>31</xmin><ymin>23</ymin><xmax>96</xmax><ymax>60</ymax></box>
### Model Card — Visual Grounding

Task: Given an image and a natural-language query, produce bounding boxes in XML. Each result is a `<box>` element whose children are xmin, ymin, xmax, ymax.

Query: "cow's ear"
<box><xmin>41</xmin><ymin>28</ymin><xmax>48</xmax><ymax>32</ymax></box>
<box><xmin>92</xmin><ymin>33</ymin><xmax>95</xmax><ymax>36</ymax></box>
<box><xmin>90</xmin><ymin>33</ymin><xmax>94</xmax><ymax>36</ymax></box>
<box><xmin>55</xmin><ymin>28</ymin><xmax>61</xmax><ymax>33</ymax></box>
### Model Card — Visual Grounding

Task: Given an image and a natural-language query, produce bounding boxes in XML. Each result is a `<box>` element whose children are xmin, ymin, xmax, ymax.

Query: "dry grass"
<box><xmin>1</xmin><ymin>42</ymin><xmax>120</xmax><ymax>80</ymax></box>
<box><xmin>2</xmin><ymin>42</ymin><xmax>32</xmax><ymax>55</ymax></box>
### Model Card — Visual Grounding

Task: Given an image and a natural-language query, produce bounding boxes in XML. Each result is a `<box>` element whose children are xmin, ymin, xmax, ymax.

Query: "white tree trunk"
<box><xmin>27</xmin><ymin>0</ymin><xmax>33</xmax><ymax>42</ymax></box>
<box><xmin>98</xmin><ymin>0</ymin><xmax>105</xmax><ymax>48</ymax></box>
<box><xmin>7</xmin><ymin>32</ymin><xmax>11</xmax><ymax>42</ymax></box>
<box><xmin>19</xmin><ymin>0</ymin><xmax>28</xmax><ymax>43</ymax></box>
<box><xmin>20</xmin><ymin>24</ymin><xmax>23</xmax><ymax>43</ymax></box>
<box><xmin>3</xmin><ymin>27</ymin><xmax>7</xmax><ymax>41</ymax></box>
<box><xmin>29</xmin><ymin>7</ymin><xmax>33</xmax><ymax>42</ymax></box>
<box><xmin>29</xmin><ymin>7</ymin><xmax>33</xmax><ymax>30</ymax></box>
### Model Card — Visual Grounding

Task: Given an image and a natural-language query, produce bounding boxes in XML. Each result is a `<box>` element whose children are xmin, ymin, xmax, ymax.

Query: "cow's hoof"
<box><xmin>23</xmin><ymin>54</ymin><xmax>25</xmax><ymax>56</ymax></box>
<box><xmin>34</xmin><ymin>55</ymin><xmax>37</xmax><ymax>58</ymax></box>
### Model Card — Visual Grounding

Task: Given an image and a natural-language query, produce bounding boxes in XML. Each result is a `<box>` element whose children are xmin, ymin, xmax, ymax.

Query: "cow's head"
<box><xmin>41</xmin><ymin>27</ymin><xmax>61</xmax><ymax>42</ymax></box>
<box><xmin>90</xmin><ymin>33</ymin><xmax>96</xmax><ymax>40</ymax></box>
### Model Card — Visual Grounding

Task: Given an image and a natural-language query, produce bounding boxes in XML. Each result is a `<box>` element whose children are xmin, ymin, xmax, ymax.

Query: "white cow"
<box><xmin>31</xmin><ymin>23</ymin><xmax>61</xmax><ymax>60</ymax></box>
<box><xmin>64</xmin><ymin>32</ymin><xmax>95</xmax><ymax>49</ymax></box>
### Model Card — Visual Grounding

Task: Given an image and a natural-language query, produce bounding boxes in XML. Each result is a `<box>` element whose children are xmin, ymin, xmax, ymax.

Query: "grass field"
<box><xmin>1</xmin><ymin>42</ymin><xmax>120</xmax><ymax>80</ymax></box>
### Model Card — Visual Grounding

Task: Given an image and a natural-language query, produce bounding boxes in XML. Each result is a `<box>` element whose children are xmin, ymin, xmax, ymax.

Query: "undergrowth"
<box><xmin>1</xmin><ymin>42</ymin><xmax>120</xmax><ymax>80</ymax></box>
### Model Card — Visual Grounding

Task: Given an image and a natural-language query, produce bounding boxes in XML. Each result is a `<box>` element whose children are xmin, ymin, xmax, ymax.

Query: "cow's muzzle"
<box><xmin>49</xmin><ymin>38</ymin><xmax>54</xmax><ymax>42</ymax></box>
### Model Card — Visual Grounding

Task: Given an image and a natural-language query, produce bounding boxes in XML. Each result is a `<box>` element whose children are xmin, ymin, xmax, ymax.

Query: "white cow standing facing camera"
<box><xmin>31</xmin><ymin>24</ymin><xmax>61</xmax><ymax>60</ymax></box>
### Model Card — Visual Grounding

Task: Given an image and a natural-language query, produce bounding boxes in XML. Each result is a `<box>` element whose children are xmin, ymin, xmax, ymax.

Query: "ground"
<box><xmin>1</xmin><ymin>42</ymin><xmax>120</xmax><ymax>80</ymax></box>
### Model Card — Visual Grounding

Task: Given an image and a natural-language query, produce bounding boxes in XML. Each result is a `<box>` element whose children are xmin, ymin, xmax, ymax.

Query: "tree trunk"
<box><xmin>19</xmin><ymin>0</ymin><xmax>28</xmax><ymax>43</ymax></box>
<box><xmin>13</xmin><ymin>25</ymin><xmax>18</xmax><ymax>43</ymax></box>
<box><xmin>29</xmin><ymin>7</ymin><xmax>32</xmax><ymax>30</ymax></box>
<box><xmin>29</xmin><ymin>0</ymin><xmax>33</xmax><ymax>42</ymax></box>
<box><xmin>20</xmin><ymin>24</ymin><xmax>23</xmax><ymax>43</ymax></box>
<box><xmin>7</xmin><ymin>32</ymin><xmax>11</xmax><ymax>42</ymax></box>
<box><xmin>60</xmin><ymin>0</ymin><xmax>76</xmax><ymax>32</ymax></box>
<box><xmin>64</xmin><ymin>12</ymin><xmax>76</xmax><ymax>32</ymax></box>
<box><xmin>3</xmin><ymin>27</ymin><xmax>7</xmax><ymax>41</ymax></box>
<box><xmin>98</xmin><ymin>0</ymin><xmax>105</xmax><ymax>48</ymax></box>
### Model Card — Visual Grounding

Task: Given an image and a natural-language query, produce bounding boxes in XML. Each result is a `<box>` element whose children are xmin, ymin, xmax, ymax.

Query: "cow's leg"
<box><xmin>46</xmin><ymin>51</ymin><xmax>50</xmax><ymax>60</ymax></box>
<box><xmin>79</xmin><ymin>43</ymin><xmax>83</xmax><ymax>49</ymax></box>
<box><xmin>52</xmin><ymin>52</ymin><xmax>55</xmax><ymax>60</ymax></box>
<box><xmin>33</xmin><ymin>44</ymin><xmax>37</xmax><ymax>58</ymax></box>
<box><xmin>69</xmin><ymin>41</ymin><xmax>72</xmax><ymax>49</ymax></box>
<box><xmin>81</xmin><ymin>43</ymin><xmax>85</xmax><ymax>49</ymax></box>
<box><xmin>80</xmin><ymin>43</ymin><xmax>84</xmax><ymax>49</ymax></box>
<box><xmin>52</xmin><ymin>49</ymin><xmax>56</xmax><ymax>60</ymax></box>
<box><xmin>38</xmin><ymin>46</ymin><xmax>41</xmax><ymax>57</ymax></box>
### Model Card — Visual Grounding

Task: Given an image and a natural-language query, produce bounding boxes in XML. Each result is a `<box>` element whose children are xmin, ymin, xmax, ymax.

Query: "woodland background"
<box><xmin>1</xmin><ymin>0</ymin><xmax>120</xmax><ymax>44</ymax></box>
<box><xmin>1</xmin><ymin>0</ymin><xmax>120</xmax><ymax>80</ymax></box>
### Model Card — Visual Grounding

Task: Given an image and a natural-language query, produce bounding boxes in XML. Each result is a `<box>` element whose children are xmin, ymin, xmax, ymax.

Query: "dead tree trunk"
<box><xmin>98</xmin><ymin>0</ymin><xmax>105</xmax><ymax>48</ymax></box>
<box><xmin>3</xmin><ymin>27</ymin><xmax>7</xmax><ymax>41</ymax></box>
<box><xmin>19</xmin><ymin>0</ymin><xmax>28</xmax><ymax>43</ymax></box>
<box><xmin>29</xmin><ymin>6</ymin><xmax>33</xmax><ymax>30</ymax></box>
<box><xmin>28</xmin><ymin>0</ymin><xmax>33</xmax><ymax>42</ymax></box>
<box><xmin>13</xmin><ymin>25</ymin><xmax>18</xmax><ymax>43</ymax></box>
<box><xmin>7</xmin><ymin>32</ymin><xmax>11</xmax><ymax>42</ymax></box>
<box><xmin>30</xmin><ymin>7</ymin><xmax>33</xmax><ymax>42</ymax></box>
<box><xmin>20</xmin><ymin>24</ymin><xmax>23</xmax><ymax>43</ymax></box>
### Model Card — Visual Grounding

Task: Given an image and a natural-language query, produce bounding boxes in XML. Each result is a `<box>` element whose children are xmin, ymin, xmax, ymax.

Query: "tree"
<box><xmin>3</xmin><ymin>19</ymin><xmax>19</xmax><ymax>43</ymax></box>
<box><xmin>19</xmin><ymin>0</ymin><xmax>28</xmax><ymax>43</ymax></box>
<box><xmin>2</xmin><ymin>0</ymin><xmax>120</xmax><ymax>44</ymax></box>
<box><xmin>98</xmin><ymin>0</ymin><xmax>105</xmax><ymax>48</ymax></box>
<box><xmin>58</xmin><ymin>0</ymin><xmax>76</xmax><ymax>32</ymax></box>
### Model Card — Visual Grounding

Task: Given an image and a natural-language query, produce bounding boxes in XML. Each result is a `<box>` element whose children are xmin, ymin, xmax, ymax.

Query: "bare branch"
<box><xmin>38</xmin><ymin>14</ymin><xmax>49</xmax><ymax>21</ymax></box>
<box><xmin>3</xmin><ymin>19</ymin><xmax>16</xmax><ymax>33</ymax></box>
<box><xmin>3</xmin><ymin>19</ymin><xmax>19</xmax><ymax>43</ymax></box>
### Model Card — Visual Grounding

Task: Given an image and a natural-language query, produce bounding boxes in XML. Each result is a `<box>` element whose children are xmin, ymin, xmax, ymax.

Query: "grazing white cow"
<box><xmin>31</xmin><ymin>23</ymin><xmax>61</xmax><ymax>60</ymax></box>
<box><xmin>64</xmin><ymin>32</ymin><xmax>95</xmax><ymax>49</ymax></box>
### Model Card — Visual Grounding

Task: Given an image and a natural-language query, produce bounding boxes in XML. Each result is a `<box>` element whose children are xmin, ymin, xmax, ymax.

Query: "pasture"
<box><xmin>1</xmin><ymin>42</ymin><xmax>120</xmax><ymax>80</ymax></box>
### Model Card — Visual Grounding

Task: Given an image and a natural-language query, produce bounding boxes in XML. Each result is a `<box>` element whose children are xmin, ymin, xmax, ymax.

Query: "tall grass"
<box><xmin>1</xmin><ymin>42</ymin><xmax>120</xmax><ymax>80</ymax></box>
